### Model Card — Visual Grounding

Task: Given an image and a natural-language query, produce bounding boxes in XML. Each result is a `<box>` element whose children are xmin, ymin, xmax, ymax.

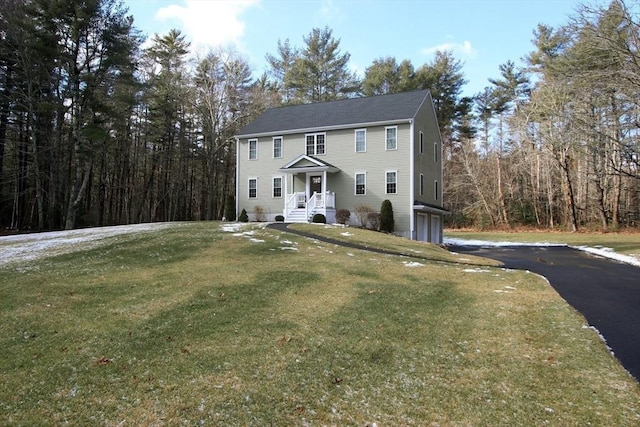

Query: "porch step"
<box><xmin>286</xmin><ymin>209</ymin><xmax>308</xmax><ymax>223</ymax></box>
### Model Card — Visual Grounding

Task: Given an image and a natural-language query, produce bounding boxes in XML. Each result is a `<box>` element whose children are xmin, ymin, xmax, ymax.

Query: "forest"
<box><xmin>0</xmin><ymin>0</ymin><xmax>639</xmax><ymax>232</ymax></box>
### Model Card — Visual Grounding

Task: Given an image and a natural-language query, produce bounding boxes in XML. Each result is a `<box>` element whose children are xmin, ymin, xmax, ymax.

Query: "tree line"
<box><xmin>0</xmin><ymin>0</ymin><xmax>638</xmax><ymax>232</ymax></box>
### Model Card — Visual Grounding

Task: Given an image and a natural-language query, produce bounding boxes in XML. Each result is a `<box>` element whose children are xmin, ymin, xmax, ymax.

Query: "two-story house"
<box><xmin>234</xmin><ymin>89</ymin><xmax>447</xmax><ymax>243</ymax></box>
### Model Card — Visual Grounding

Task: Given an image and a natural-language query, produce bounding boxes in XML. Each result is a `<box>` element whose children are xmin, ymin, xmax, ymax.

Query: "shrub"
<box><xmin>254</xmin><ymin>205</ymin><xmax>266</xmax><ymax>222</ymax></box>
<box><xmin>354</xmin><ymin>205</ymin><xmax>374</xmax><ymax>228</ymax></box>
<box><xmin>367</xmin><ymin>212</ymin><xmax>380</xmax><ymax>230</ymax></box>
<box><xmin>312</xmin><ymin>213</ymin><xmax>326</xmax><ymax>223</ymax></box>
<box><xmin>380</xmin><ymin>199</ymin><xmax>394</xmax><ymax>233</ymax></box>
<box><xmin>275</xmin><ymin>215</ymin><xmax>285</xmax><ymax>222</ymax></box>
<box><xmin>238</xmin><ymin>208</ymin><xmax>249</xmax><ymax>222</ymax></box>
<box><xmin>336</xmin><ymin>209</ymin><xmax>350</xmax><ymax>224</ymax></box>
<box><xmin>224</xmin><ymin>195</ymin><xmax>235</xmax><ymax>222</ymax></box>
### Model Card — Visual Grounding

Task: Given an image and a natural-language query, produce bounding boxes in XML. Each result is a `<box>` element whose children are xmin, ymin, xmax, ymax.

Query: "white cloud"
<box><xmin>156</xmin><ymin>0</ymin><xmax>259</xmax><ymax>50</ymax></box>
<box><xmin>421</xmin><ymin>40</ymin><xmax>476</xmax><ymax>58</ymax></box>
<box><xmin>317</xmin><ymin>0</ymin><xmax>345</xmax><ymax>24</ymax></box>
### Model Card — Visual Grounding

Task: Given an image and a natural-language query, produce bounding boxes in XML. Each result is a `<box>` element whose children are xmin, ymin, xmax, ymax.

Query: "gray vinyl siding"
<box><xmin>413</xmin><ymin>92</ymin><xmax>443</xmax><ymax>207</ymax></box>
<box><xmin>325</xmin><ymin>125</ymin><xmax>411</xmax><ymax>235</ymax></box>
<box><xmin>238</xmin><ymin>123</ymin><xmax>413</xmax><ymax>231</ymax></box>
<box><xmin>237</xmin><ymin>137</ymin><xmax>289</xmax><ymax>220</ymax></box>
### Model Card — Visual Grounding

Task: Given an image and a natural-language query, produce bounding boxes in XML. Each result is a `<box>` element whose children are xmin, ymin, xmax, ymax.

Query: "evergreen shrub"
<box><xmin>238</xmin><ymin>208</ymin><xmax>249</xmax><ymax>222</ymax></box>
<box><xmin>380</xmin><ymin>199</ymin><xmax>394</xmax><ymax>233</ymax></box>
<box><xmin>312</xmin><ymin>213</ymin><xmax>326</xmax><ymax>223</ymax></box>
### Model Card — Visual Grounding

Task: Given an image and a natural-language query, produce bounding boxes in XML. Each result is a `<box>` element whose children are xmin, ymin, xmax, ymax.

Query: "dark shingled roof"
<box><xmin>236</xmin><ymin>90</ymin><xmax>431</xmax><ymax>137</ymax></box>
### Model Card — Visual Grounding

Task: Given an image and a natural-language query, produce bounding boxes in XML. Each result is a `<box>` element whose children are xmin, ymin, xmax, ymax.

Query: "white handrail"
<box><xmin>285</xmin><ymin>191</ymin><xmax>335</xmax><ymax>219</ymax></box>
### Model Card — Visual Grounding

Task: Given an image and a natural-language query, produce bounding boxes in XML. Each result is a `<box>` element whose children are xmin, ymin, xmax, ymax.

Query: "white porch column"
<box><xmin>283</xmin><ymin>172</ymin><xmax>288</xmax><ymax>215</ymax></box>
<box><xmin>322</xmin><ymin>170</ymin><xmax>327</xmax><ymax>194</ymax></box>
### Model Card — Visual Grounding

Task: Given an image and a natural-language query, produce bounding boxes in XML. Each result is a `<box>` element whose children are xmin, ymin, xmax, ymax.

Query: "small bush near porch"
<box><xmin>0</xmin><ymin>222</ymin><xmax>638</xmax><ymax>425</ymax></box>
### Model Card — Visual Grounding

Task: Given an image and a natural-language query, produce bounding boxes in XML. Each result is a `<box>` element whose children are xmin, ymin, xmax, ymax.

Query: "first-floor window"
<box><xmin>420</xmin><ymin>173</ymin><xmax>424</xmax><ymax>196</ymax></box>
<box><xmin>273</xmin><ymin>177</ymin><xmax>282</xmax><ymax>198</ymax></box>
<box><xmin>355</xmin><ymin>172</ymin><xmax>366</xmax><ymax>195</ymax></box>
<box><xmin>434</xmin><ymin>180</ymin><xmax>439</xmax><ymax>200</ymax></box>
<box><xmin>386</xmin><ymin>171</ymin><xmax>397</xmax><ymax>194</ymax></box>
<box><xmin>249</xmin><ymin>178</ymin><xmax>257</xmax><ymax>198</ymax></box>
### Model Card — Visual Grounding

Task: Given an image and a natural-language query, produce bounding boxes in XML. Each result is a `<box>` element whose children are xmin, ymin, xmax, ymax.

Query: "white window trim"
<box><xmin>419</xmin><ymin>131</ymin><xmax>424</xmax><ymax>154</ymax></box>
<box><xmin>385</xmin><ymin>126</ymin><xmax>398</xmax><ymax>151</ymax></box>
<box><xmin>355</xmin><ymin>129</ymin><xmax>366</xmax><ymax>153</ymax></box>
<box><xmin>272</xmin><ymin>176</ymin><xmax>283</xmax><ymax>198</ymax></box>
<box><xmin>355</xmin><ymin>172</ymin><xmax>366</xmax><ymax>195</ymax></box>
<box><xmin>385</xmin><ymin>170</ymin><xmax>398</xmax><ymax>194</ymax></box>
<box><xmin>248</xmin><ymin>177</ymin><xmax>258</xmax><ymax>199</ymax></box>
<box><xmin>273</xmin><ymin>136</ymin><xmax>283</xmax><ymax>159</ymax></box>
<box><xmin>305</xmin><ymin>132</ymin><xmax>326</xmax><ymax>156</ymax></box>
<box><xmin>434</xmin><ymin>142</ymin><xmax>439</xmax><ymax>163</ymax></box>
<box><xmin>248</xmin><ymin>139</ymin><xmax>258</xmax><ymax>160</ymax></box>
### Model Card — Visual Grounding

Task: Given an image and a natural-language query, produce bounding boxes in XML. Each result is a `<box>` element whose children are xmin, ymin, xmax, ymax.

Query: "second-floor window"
<box><xmin>386</xmin><ymin>126</ymin><xmax>397</xmax><ymax>150</ymax></box>
<box><xmin>355</xmin><ymin>129</ymin><xmax>366</xmax><ymax>152</ymax></box>
<box><xmin>306</xmin><ymin>133</ymin><xmax>325</xmax><ymax>156</ymax></box>
<box><xmin>273</xmin><ymin>137</ymin><xmax>283</xmax><ymax>158</ymax></box>
<box><xmin>355</xmin><ymin>172</ymin><xmax>366</xmax><ymax>195</ymax></box>
<box><xmin>386</xmin><ymin>171</ymin><xmax>397</xmax><ymax>194</ymax></box>
<box><xmin>248</xmin><ymin>139</ymin><xmax>257</xmax><ymax>160</ymax></box>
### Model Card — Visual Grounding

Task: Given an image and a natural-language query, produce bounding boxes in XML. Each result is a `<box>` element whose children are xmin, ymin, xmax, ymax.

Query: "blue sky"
<box><xmin>124</xmin><ymin>0</ymin><xmax>586</xmax><ymax>96</ymax></box>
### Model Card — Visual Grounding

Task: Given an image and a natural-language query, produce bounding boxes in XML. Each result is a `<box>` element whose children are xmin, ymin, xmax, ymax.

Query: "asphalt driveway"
<box><xmin>447</xmin><ymin>243</ymin><xmax>640</xmax><ymax>382</ymax></box>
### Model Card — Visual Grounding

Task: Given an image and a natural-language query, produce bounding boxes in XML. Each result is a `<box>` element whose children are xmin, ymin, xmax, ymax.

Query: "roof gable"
<box><xmin>237</xmin><ymin>90</ymin><xmax>431</xmax><ymax>138</ymax></box>
<box><xmin>279</xmin><ymin>155</ymin><xmax>339</xmax><ymax>173</ymax></box>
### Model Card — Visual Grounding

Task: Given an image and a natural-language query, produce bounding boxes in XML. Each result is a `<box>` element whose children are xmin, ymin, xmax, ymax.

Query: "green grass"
<box><xmin>1</xmin><ymin>222</ymin><xmax>638</xmax><ymax>425</ymax></box>
<box><xmin>289</xmin><ymin>223</ymin><xmax>503</xmax><ymax>266</ymax></box>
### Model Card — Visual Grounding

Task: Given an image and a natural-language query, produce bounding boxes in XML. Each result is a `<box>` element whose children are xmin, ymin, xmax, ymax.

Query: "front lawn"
<box><xmin>1</xmin><ymin>222</ymin><xmax>638</xmax><ymax>425</ymax></box>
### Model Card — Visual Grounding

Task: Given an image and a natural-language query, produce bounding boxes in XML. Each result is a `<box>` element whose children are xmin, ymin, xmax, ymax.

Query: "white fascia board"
<box><xmin>235</xmin><ymin>118</ymin><xmax>413</xmax><ymax>140</ymax></box>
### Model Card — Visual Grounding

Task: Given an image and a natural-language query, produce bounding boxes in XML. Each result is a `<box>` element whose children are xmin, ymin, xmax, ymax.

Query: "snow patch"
<box><xmin>446</xmin><ymin>237</ymin><xmax>640</xmax><ymax>267</ymax></box>
<box><xmin>444</xmin><ymin>237</ymin><xmax>563</xmax><ymax>247</ymax></box>
<box><xmin>404</xmin><ymin>261</ymin><xmax>424</xmax><ymax>268</ymax></box>
<box><xmin>463</xmin><ymin>268</ymin><xmax>490</xmax><ymax>273</ymax></box>
<box><xmin>0</xmin><ymin>223</ymin><xmax>174</xmax><ymax>267</ymax></box>
<box><xmin>583</xmin><ymin>324</ymin><xmax>614</xmax><ymax>354</ymax></box>
<box><xmin>220</xmin><ymin>223</ymin><xmax>246</xmax><ymax>233</ymax></box>
<box><xmin>340</xmin><ymin>232</ymin><xmax>353</xmax><ymax>237</ymax></box>
<box><xmin>573</xmin><ymin>245</ymin><xmax>640</xmax><ymax>267</ymax></box>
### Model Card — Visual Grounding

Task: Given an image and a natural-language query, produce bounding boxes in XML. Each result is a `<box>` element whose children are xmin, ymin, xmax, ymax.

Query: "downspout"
<box><xmin>235</xmin><ymin>138</ymin><xmax>240</xmax><ymax>221</ymax></box>
<box><xmin>409</xmin><ymin>119</ymin><xmax>415</xmax><ymax>240</ymax></box>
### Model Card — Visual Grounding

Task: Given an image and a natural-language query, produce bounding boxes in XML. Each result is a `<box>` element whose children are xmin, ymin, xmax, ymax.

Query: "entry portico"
<box><xmin>279</xmin><ymin>154</ymin><xmax>339</xmax><ymax>223</ymax></box>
